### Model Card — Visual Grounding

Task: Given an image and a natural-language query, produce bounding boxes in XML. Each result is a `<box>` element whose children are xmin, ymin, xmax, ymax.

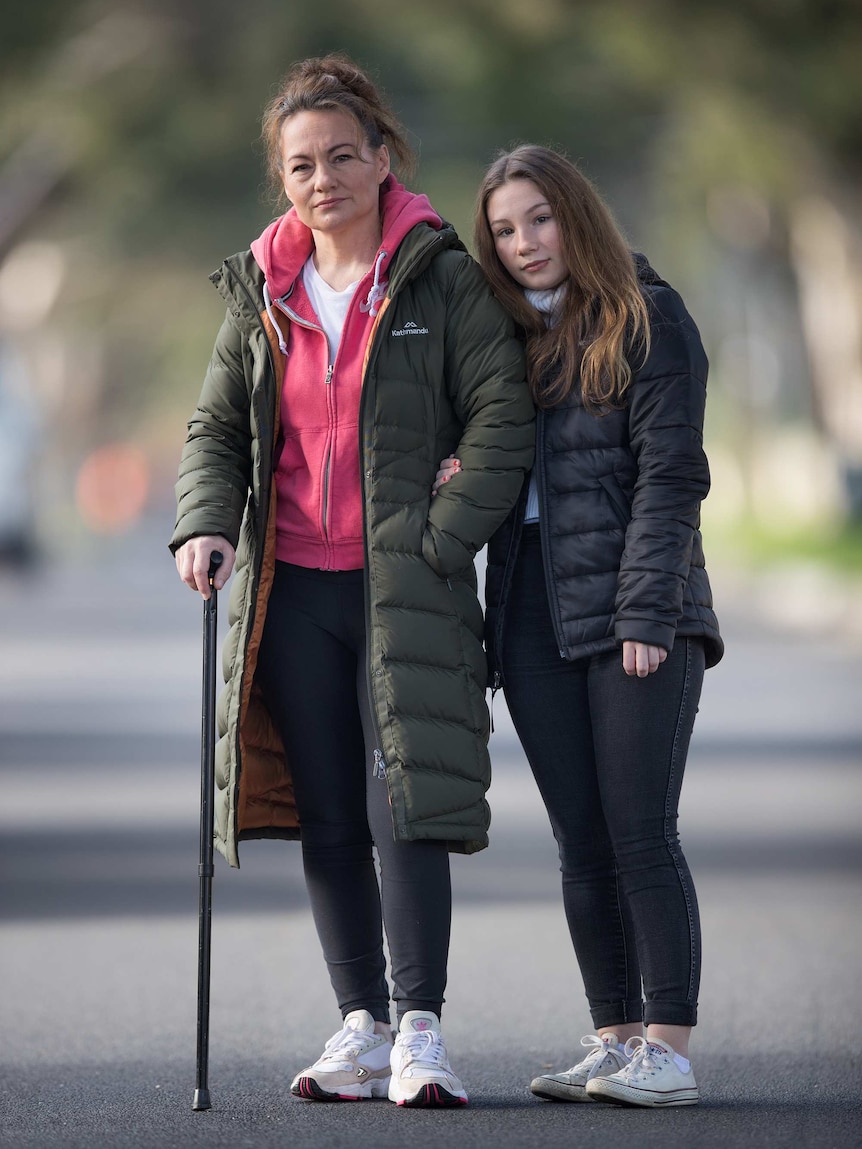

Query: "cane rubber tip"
<box><xmin>192</xmin><ymin>1088</ymin><xmax>212</xmax><ymax>1111</ymax></box>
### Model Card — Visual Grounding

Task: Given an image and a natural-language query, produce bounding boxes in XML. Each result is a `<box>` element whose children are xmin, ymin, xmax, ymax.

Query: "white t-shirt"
<box><xmin>302</xmin><ymin>257</ymin><xmax>360</xmax><ymax>360</ymax></box>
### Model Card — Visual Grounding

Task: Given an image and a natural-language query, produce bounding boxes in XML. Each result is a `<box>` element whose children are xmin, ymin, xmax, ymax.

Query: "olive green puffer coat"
<box><xmin>171</xmin><ymin>222</ymin><xmax>534</xmax><ymax>866</ymax></box>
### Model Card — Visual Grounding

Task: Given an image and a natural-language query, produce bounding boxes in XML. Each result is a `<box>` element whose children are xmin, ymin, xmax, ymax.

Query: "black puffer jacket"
<box><xmin>485</xmin><ymin>258</ymin><xmax>723</xmax><ymax>680</ymax></box>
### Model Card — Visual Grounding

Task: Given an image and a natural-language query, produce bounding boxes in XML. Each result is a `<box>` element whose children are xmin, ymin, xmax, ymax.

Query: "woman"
<box><xmin>171</xmin><ymin>56</ymin><xmax>534</xmax><ymax>1108</ymax></box>
<box><xmin>437</xmin><ymin>146</ymin><xmax>722</xmax><ymax>1106</ymax></box>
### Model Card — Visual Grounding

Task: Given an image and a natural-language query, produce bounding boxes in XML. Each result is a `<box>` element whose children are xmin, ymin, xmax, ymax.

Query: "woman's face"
<box><xmin>280</xmin><ymin>108</ymin><xmax>390</xmax><ymax>238</ymax></box>
<box><xmin>486</xmin><ymin>178</ymin><xmax>567</xmax><ymax>292</ymax></box>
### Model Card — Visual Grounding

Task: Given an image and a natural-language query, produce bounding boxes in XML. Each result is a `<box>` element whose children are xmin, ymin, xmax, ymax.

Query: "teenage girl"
<box><xmin>436</xmin><ymin>145</ymin><xmax>722</xmax><ymax>1106</ymax></box>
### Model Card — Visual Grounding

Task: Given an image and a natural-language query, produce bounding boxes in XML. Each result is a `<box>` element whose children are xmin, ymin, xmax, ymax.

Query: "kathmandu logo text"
<box><xmin>391</xmin><ymin>321</ymin><xmax>429</xmax><ymax>337</ymax></box>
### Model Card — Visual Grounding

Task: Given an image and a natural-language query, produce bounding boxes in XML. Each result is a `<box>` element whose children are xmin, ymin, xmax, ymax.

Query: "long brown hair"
<box><xmin>474</xmin><ymin>146</ymin><xmax>650</xmax><ymax>410</ymax></box>
<box><xmin>261</xmin><ymin>53</ymin><xmax>416</xmax><ymax>204</ymax></box>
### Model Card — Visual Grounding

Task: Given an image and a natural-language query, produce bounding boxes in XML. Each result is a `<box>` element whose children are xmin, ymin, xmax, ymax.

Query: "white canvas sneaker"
<box><xmin>530</xmin><ymin>1033</ymin><xmax>629</xmax><ymax>1102</ymax></box>
<box><xmin>388</xmin><ymin>1011</ymin><xmax>468</xmax><ymax>1107</ymax></box>
<box><xmin>290</xmin><ymin>1010</ymin><xmax>392</xmax><ymax>1101</ymax></box>
<box><xmin>586</xmin><ymin>1036</ymin><xmax>699</xmax><ymax>1106</ymax></box>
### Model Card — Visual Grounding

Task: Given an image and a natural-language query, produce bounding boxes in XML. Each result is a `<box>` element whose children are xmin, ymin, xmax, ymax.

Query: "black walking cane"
<box><xmin>193</xmin><ymin>550</ymin><xmax>223</xmax><ymax>1112</ymax></box>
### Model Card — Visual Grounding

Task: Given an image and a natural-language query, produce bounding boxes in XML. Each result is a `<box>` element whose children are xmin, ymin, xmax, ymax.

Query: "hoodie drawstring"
<box><xmin>263</xmin><ymin>281</ymin><xmax>289</xmax><ymax>355</ymax></box>
<box><xmin>360</xmin><ymin>251</ymin><xmax>388</xmax><ymax>317</ymax></box>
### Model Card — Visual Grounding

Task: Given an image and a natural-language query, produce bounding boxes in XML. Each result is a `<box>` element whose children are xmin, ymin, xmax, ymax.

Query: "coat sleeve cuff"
<box><xmin>614</xmin><ymin>619</ymin><xmax>675</xmax><ymax>653</ymax></box>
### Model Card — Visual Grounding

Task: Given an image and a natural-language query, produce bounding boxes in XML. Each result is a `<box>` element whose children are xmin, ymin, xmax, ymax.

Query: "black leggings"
<box><xmin>502</xmin><ymin>527</ymin><xmax>704</xmax><ymax>1029</ymax></box>
<box><xmin>255</xmin><ymin>562</ymin><xmax>451</xmax><ymax>1024</ymax></box>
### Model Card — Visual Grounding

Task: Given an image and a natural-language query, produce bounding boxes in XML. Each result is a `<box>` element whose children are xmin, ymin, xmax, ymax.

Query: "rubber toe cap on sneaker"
<box><xmin>530</xmin><ymin>1076</ymin><xmax>589</xmax><ymax>1102</ymax></box>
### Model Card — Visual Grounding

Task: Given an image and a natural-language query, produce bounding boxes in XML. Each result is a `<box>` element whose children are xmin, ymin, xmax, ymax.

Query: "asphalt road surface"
<box><xmin>2</xmin><ymin>514</ymin><xmax>860</xmax><ymax>1148</ymax></box>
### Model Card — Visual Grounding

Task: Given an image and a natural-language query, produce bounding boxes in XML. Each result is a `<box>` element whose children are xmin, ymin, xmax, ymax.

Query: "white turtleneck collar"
<box><xmin>524</xmin><ymin>284</ymin><xmax>566</xmax><ymax>326</ymax></box>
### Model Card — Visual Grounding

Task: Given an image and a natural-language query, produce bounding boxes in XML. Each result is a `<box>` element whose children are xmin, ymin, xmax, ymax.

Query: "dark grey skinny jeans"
<box><xmin>501</xmin><ymin>526</ymin><xmax>704</xmax><ymax>1028</ymax></box>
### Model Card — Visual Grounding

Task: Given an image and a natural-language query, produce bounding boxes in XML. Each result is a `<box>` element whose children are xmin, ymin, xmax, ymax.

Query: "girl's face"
<box><xmin>280</xmin><ymin>108</ymin><xmax>389</xmax><ymax>238</ymax></box>
<box><xmin>486</xmin><ymin>178</ymin><xmax>567</xmax><ymax>292</ymax></box>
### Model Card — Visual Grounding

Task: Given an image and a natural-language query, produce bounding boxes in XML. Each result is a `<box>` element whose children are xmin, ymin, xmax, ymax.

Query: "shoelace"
<box><xmin>620</xmin><ymin>1036</ymin><xmax>667</xmax><ymax>1081</ymax></box>
<box><xmin>563</xmin><ymin>1033</ymin><xmax>622</xmax><ymax>1074</ymax></box>
<box><xmin>397</xmin><ymin>1029</ymin><xmax>447</xmax><ymax>1069</ymax></box>
<box><xmin>318</xmin><ymin>1025</ymin><xmax>380</xmax><ymax>1064</ymax></box>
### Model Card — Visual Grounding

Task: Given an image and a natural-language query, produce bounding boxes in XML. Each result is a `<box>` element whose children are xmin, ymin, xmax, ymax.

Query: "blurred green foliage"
<box><xmin>715</xmin><ymin>518</ymin><xmax>862</xmax><ymax>575</ymax></box>
<box><xmin>4</xmin><ymin>0</ymin><xmax>860</xmax><ymax>251</ymax></box>
<box><xmin>1</xmin><ymin>0</ymin><xmax>861</xmax><ymax>525</ymax></box>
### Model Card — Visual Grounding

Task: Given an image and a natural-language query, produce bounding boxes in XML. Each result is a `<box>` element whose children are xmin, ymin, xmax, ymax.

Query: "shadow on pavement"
<box><xmin>2</xmin><ymin>824</ymin><xmax>860</xmax><ymax>922</ymax></box>
<box><xmin>3</xmin><ymin>728</ymin><xmax>860</xmax><ymax>922</ymax></box>
<box><xmin>3</xmin><ymin>730</ymin><xmax>862</xmax><ymax>766</ymax></box>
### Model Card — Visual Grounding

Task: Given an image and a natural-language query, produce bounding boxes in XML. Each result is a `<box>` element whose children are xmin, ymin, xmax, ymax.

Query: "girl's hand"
<box><xmin>622</xmin><ymin>640</ymin><xmax>667</xmax><ymax>678</ymax></box>
<box><xmin>175</xmin><ymin>535</ymin><xmax>236</xmax><ymax>599</ymax></box>
<box><xmin>431</xmin><ymin>455</ymin><xmax>461</xmax><ymax>497</ymax></box>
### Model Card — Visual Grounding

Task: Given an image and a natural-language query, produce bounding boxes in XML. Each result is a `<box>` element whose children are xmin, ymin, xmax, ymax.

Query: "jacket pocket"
<box><xmin>597</xmin><ymin>473</ymin><xmax>631</xmax><ymax>528</ymax></box>
<box><xmin>421</xmin><ymin>522</ymin><xmax>475</xmax><ymax>579</ymax></box>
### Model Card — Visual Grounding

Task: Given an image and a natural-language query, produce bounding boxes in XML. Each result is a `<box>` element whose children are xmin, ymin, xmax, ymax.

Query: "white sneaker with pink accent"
<box><xmin>290</xmin><ymin>1010</ymin><xmax>392</xmax><ymax>1101</ymax></box>
<box><xmin>388</xmin><ymin>1011</ymin><xmax>468</xmax><ymax>1107</ymax></box>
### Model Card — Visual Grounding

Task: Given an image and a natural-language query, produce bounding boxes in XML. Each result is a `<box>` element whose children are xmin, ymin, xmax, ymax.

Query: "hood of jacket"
<box><xmin>633</xmin><ymin>251</ymin><xmax>671</xmax><ymax>291</ymax></box>
<box><xmin>249</xmin><ymin>174</ymin><xmax>442</xmax><ymax>310</ymax></box>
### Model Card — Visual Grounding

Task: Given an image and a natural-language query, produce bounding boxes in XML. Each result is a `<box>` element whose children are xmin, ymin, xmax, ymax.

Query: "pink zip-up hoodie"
<box><xmin>250</xmin><ymin>176</ymin><xmax>441</xmax><ymax>570</ymax></box>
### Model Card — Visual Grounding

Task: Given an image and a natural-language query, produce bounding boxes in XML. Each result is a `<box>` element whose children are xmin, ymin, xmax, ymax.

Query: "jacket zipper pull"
<box><xmin>490</xmin><ymin>671</ymin><xmax>502</xmax><ymax>734</ymax></box>
<box><xmin>324</xmin><ymin>364</ymin><xmax>333</xmax><ymax>385</ymax></box>
<box><xmin>373</xmin><ymin>748</ymin><xmax>387</xmax><ymax>778</ymax></box>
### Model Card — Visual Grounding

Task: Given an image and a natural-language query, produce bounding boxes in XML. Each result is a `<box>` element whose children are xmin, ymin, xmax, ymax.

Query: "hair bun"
<box><xmin>261</xmin><ymin>52</ymin><xmax>416</xmax><ymax>199</ymax></box>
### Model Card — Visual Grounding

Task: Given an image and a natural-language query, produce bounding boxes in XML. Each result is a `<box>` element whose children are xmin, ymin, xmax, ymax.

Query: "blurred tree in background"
<box><xmin>1</xmin><ymin>0</ymin><xmax>861</xmax><ymax>568</ymax></box>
